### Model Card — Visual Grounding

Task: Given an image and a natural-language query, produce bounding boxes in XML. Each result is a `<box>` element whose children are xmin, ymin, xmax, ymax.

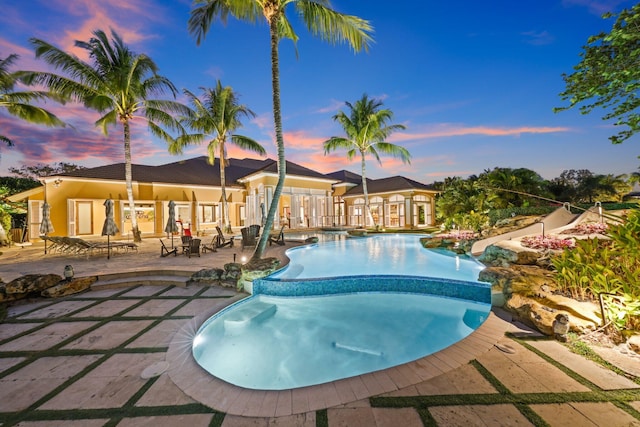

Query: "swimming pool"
<box><xmin>192</xmin><ymin>233</ymin><xmax>491</xmax><ymax>390</ymax></box>
<box><xmin>270</xmin><ymin>233</ymin><xmax>485</xmax><ymax>282</ymax></box>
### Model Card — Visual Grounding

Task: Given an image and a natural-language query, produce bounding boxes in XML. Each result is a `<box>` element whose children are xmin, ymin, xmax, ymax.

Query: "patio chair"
<box><xmin>215</xmin><ymin>226</ymin><xmax>234</xmax><ymax>248</ymax></box>
<box><xmin>185</xmin><ymin>238</ymin><xmax>201</xmax><ymax>258</ymax></box>
<box><xmin>202</xmin><ymin>235</ymin><xmax>218</xmax><ymax>253</ymax></box>
<box><xmin>268</xmin><ymin>224</ymin><xmax>286</xmax><ymax>246</ymax></box>
<box><xmin>160</xmin><ymin>239</ymin><xmax>177</xmax><ymax>257</ymax></box>
<box><xmin>240</xmin><ymin>226</ymin><xmax>258</xmax><ymax>251</ymax></box>
<box><xmin>181</xmin><ymin>235</ymin><xmax>193</xmax><ymax>255</ymax></box>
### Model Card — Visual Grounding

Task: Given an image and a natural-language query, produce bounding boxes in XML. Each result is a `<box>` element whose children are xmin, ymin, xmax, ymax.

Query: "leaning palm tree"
<box><xmin>189</xmin><ymin>0</ymin><xmax>373</xmax><ymax>262</ymax></box>
<box><xmin>171</xmin><ymin>81</ymin><xmax>266</xmax><ymax>233</ymax></box>
<box><xmin>22</xmin><ymin>30</ymin><xmax>188</xmax><ymax>242</ymax></box>
<box><xmin>0</xmin><ymin>54</ymin><xmax>65</xmax><ymax>148</ymax></box>
<box><xmin>323</xmin><ymin>94</ymin><xmax>410</xmax><ymax>227</ymax></box>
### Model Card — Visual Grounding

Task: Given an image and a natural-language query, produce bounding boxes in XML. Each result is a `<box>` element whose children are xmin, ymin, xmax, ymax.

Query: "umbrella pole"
<box><xmin>44</xmin><ymin>235</ymin><xmax>47</xmax><ymax>255</ymax></box>
<box><xmin>107</xmin><ymin>235</ymin><xmax>110</xmax><ymax>260</ymax></box>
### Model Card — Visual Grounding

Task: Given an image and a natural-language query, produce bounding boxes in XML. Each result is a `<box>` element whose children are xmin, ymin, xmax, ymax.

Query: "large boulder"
<box><xmin>42</xmin><ymin>276</ymin><xmax>97</xmax><ymax>298</ymax></box>
<box><xmin>5</xmin><ymin>274</ymin><xmax>62</xmax><ymax>294</ymax></box>
<box><xmin>188</xmin><ymin>268</ymin><xmax>224</xmax><ymax>284</ymax></box>
<box><xmin>479</xmin><ymin>265</ymin><xmax>556</xmax><ymax>299</ymax></box>
<box><xmin>238</xmin><ymin>257</ymin><xmax>281</xmax><ymax>292</ymax></box>
<box><xmin>0</xmin><ymin>284</ymin><xmax>28</xmax><ymax>303</ymax></box>
<box><xmin>478</xmin><ymin>242</ymin><xmax>542</xmax><ymax>266</ymax></box>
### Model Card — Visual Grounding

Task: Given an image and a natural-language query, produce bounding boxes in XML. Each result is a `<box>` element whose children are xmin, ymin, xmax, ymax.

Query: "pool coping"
<box><xmin>166</xmin><ymin>300</ymin><xmax>509</xmax><ymax>417</ymax></box>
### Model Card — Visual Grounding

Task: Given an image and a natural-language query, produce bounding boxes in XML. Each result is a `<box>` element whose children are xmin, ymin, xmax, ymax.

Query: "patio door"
<box><xmin>76</xmin><ymin>201</ymin><xmax>93</xmax><ymax>235</ymax></box>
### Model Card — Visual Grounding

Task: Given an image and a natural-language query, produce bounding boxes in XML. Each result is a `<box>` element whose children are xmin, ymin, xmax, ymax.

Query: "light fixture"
<box><xmin>53</xmin><ymin>178</ymin><xmax>62</xmax><ymax>188</ymax></box>
<box><xmin>63</xmin><ymin>265</ymin><xmax>75</xmax><ymax>281</ymax></box>
<box><xmin>241</xmin><ymin>256</ymin><xmax>247</xmax><ymax>263</ymax></box>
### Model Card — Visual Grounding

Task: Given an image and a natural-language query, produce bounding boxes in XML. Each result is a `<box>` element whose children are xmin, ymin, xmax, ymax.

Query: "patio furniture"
<box><xmin>160</xmin><ymin>239</ymin><xmax>177</xmax><ymax>257</ymax></box>
<box><xmin>181</xmin><ymin>235</ymin><xmax>193</xmax><ymax>255</ymax></box>
<box><xmin>215</xmin><ymin>226</ymin><xmax>234</xmax><ymax>248</ymax></box>
<box><xmin>202</xmin><ymin>235</ymin><xmax>218</xmax><ymax>253</ymax></box>
<box><xmin>240</xmin><ymin>226</ymin><xmax>259</xmax><ymax>251</ymax></box>
<box><xmin>185</xmin><ymin>238</ymin><xmax>201</xmax><ymax>258</ymax></box>
<box><xmin>268</xmin><ymin>224</ymin><xmax>286</xmax><ymax>246</ymax></box>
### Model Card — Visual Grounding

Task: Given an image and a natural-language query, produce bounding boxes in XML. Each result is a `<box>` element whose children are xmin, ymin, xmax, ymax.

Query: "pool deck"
<box><xmin>1</xmin><ymin>238</ymin><xmax>639</xmax><ymax>426</ymax></box>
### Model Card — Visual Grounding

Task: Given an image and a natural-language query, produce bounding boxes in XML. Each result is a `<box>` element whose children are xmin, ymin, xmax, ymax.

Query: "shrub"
<box><xmin>521</xmin><ymin>235</ymin><xmax>575</xmax><ymax>250</ymax></box>
<box><xmin>552</xmin><ymin>209</ymin><xmax>640</xmax><ymax>330</ymax></box>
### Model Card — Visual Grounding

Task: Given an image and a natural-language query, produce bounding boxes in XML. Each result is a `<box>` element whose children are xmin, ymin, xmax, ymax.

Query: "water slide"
<box><xmin>470</xmin><ymin>205</ymin><xmax>581</xmax><ymax>256</ymax></box>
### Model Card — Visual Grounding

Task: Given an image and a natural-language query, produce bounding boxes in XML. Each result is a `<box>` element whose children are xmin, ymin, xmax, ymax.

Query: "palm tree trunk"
<box><xmin>219</xmin><ymin>139</ymin><xmax>231</xmax><ymax>233</ymax></box>
<box><xmin>360</xmin><ymin>150</ymin><xmax>373</xmax><ymax>227</ymax></box>
<box><xmin>251</xmin><ymin>16</ymin><xmax>286</xmax><ymax>262</ymax></box>
<box><xmin>123</xmin><ymin>121</ymin><xmax>141</xmax><ymax>242</ymax></box>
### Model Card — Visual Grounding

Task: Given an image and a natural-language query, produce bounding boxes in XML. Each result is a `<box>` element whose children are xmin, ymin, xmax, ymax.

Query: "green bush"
<box><xmin>552</xmin><ymin>209</ymin><xmax>640</xmax><ymax>330</ymax></box>
<box><xmin>0</xmin><ymin>207</ymin><xmax>12</xmax><ymax>243</ymax></box>
<box><xmin>488</xmin><ymin>206</ymin><xmax>557</xmax><ymax>225</ymax></box>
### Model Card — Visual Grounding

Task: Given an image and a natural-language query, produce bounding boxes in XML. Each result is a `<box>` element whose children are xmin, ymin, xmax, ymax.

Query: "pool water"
<box><xmin>193</xmin><ymin>292</ymin><xmax>489</xmax><ymax>390</ymax></box>
<box><xmin>270</xmin><ymin>233</ymin><xmax>484</xmax><ymax>282</ymax></box>
<box><xmin>193</xmin><ymin>233</ymin><xmax>491</xmax><ymax>390</ymax></box>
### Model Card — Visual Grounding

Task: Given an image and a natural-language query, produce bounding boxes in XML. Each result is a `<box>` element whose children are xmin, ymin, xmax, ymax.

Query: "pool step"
<box><xmin>224</xmin><ymin>301</ymin><xmax>277</xmax><ymax>332</ymax></box>
<box><xmin>92</xmin><ymin>269</ymin><xmax>194</xmax><ymax>290</ymax></box>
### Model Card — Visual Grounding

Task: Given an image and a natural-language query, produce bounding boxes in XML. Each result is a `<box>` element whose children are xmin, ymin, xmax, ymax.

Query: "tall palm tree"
<box><xmin>22</xmin><ymin>30</ymin><xmax>188</xmax><ymax>242</ymax></box>
<box><xmin>323</xmin><ymin>94</ymin><xmax>410</xmax><ymax>227</ymax></box>
<box><xmin>171</xmin><ymin>81</ymin><xmax>266</xmax><ymax>233</ymax></box>
<box><xmin>188</xmin><ymin>0</ymin><xmax>373</xmax><ymax>262</ymax></box>
<box><xmin>0</xmin><ymin>54</ymin><xmax>65</xmax><ymax>148</ymax></box>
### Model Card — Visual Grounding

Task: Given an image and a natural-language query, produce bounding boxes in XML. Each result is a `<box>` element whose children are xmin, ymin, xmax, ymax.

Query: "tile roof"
<box><xmin>343</xmin><ymin>175</ymin><xmax>437</xmax><ymax>196</ymax></box>
<box><xmin>325</xmin><ymin>170</ymin><xmax>366</xmax><ymax>185</ymax></box>
<box><xmin>59</xmin><ymin>156</ymin><xmax>330</xmax><ymax>187</ymax></box>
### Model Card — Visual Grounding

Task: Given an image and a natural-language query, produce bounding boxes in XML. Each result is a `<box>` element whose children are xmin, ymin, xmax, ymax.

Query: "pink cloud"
<box><xmin>389</xmin><ymin>124</ymin><xmax>571</xmax><ymax>143</ymax></box>
<box><xmin>283</xmin><ymin>130</ymin><xmax>326</xmax><ymax>150</ymax></box>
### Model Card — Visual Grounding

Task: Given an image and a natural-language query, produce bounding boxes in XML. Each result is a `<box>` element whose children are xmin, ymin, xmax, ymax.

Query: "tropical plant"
<box><xmin>323</xmin><ymin>94</ymin><xmax>410</xmax><ymax>226</ymax></box>
<box><xmin>171</xmin><ymin>81</ymin><xmax>266</xmax><ymax>233</ymax></box>
<box><xmin>0</xmin><ymin>54</ymin><xmax>65</xmax><ymax>148</ymax></box>
<box><xmin>22</xmin><ymin>30</ymin><xmax>188</xmax><ymax>242</ymax></box>
<box><xmin>478</xmin><ymin>167</ymin><xmax>550</xmax><ymax>208</ymax></box>
<box><xmin>555</xmin><ymin>3</ymin><xmax>640</xmax><ymax>144</ymax></box>
<box><xmin>9</xmin><ymin>162</ymin><xmax>85</xmax><ymax>179</ymax></box>
<box><xmin>188</xmin><ymin>0</ymin><xmax>373</xmax><ymax>262</ymax></box>
<box><xmin>552</xmin><ymin>209</ymin><xmax>640</xmax><ymax>330</ymax></box>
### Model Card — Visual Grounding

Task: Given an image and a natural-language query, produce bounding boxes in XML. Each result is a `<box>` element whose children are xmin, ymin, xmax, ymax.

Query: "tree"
<box><xmin>555</xmin><ymin>4</ymin><xmax>640</xmax><ymax>144</ymax></box>
<box><xmin>0</xmin><ymin>54</ymin><xmax>65</xmax><ymax>148</ymax></box>
<box><xmin>9</xmin><ymin>162</ymin><xmax>85</xmax><ymax>179</ymax></box>
<box><xmin>22</xmin><ymin>30</ymin><xmax>188</xmax><ymax>242</ymax></box>
<box><xmin>171</xmin><ymin>81</ymin><xmax>266</xmax><ymax>232</ymax></box>
<box><xmin>323</xmin><ymin>94</ymin><xmax>410</xmax><ymax>226</ymax></box>
<box><xmin>189</xmin><ymin>0</ymin><xmax>373</xmax><ymax>262</ymax></box>
<box><xmin>478</xmin><ymin>167</ymin><xmax>550</xmax><ymax>208</ymax></box>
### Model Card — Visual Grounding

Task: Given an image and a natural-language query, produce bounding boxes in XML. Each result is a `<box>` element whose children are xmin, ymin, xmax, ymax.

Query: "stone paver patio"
<box><xmin>1</xmin><ymin>239</ymin><xmax>639</xmax><ymax>426</ymax></box>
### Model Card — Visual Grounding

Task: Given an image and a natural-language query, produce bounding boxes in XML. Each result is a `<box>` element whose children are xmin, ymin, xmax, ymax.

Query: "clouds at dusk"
<box><xmin>2</xmin><ymin>0</ymin><xmax>639</xmax><ymax>183</ymax></box>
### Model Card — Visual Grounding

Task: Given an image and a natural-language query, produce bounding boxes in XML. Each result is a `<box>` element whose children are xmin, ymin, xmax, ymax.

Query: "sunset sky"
<box><xmin>1</xmin><ymin>0</ymin><xmax>638</xmax><ymax>183</ymax></box>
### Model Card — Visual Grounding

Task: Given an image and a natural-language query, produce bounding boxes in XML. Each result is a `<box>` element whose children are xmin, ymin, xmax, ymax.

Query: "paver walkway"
<box><xmin>1</xmin><ymin>239</ymin><xmax>639</xmax><ymax>426</ymax></box>
<box><xmin>0</xmin><ymin>281</ymin><xmax>638</xmax><ymax>427</ymax></box>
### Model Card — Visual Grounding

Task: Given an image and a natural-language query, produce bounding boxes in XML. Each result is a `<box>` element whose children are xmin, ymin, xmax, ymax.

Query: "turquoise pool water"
<box><xmin>193</xmin><ymin>233</ymin><xmax>490</xmax><ymax>390</ymax></box>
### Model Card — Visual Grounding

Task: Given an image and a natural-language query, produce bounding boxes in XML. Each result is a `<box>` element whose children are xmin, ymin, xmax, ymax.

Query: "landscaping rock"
<box><xmin>5</xmin><ymin>274</ymin><xmax>62</xmax><ymax>294</ymax></box>
<box><xmin>0</xmin><ymin>284</ymin><xmax>28</xmax><ymax>303</ymax></box>
<box><xmin>189</xmin><ymin>268</ymin><xmax>224</xmax><ymax>284</ymax></box>
<box><xmin>42</xmin><ymin>276</ymin><xmax>96</xmax><ymax>298</ymax></box>
<box><xmin>221</xmin><ymin>263</ymin><xmax>243</xmax><ymax>284</ymax></box>
<box><xmin>478</xmin><ymin>242</ymin><xmax>541</xmax><ymax>266</ymax></box>
<box><xmin>628</xmin><ymin>335</ymin><xmax>640</xmax><ymax>355</ymax></box>
<box><xmin>304</xmin><ymin>237</ymin><xmax>319</xmax><ymax>244</ymax></box>
<box><xmin>238</xmin><ymin>257</ymin><xmax>281</xmax><ymax>292</ymax></box>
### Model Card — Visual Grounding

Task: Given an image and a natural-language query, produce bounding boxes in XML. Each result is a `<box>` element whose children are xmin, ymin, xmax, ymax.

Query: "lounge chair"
<box><xmin>268</xmin><ymin>224</ymin><xmax>286</xmax><ymax>246</ymax></box>
<box><xmin>160</xmin><ymin>239</ymin><xmax>177</xmax><ymax>257</ymax></box>
<box><xmin>202</xmin><ymin>235</ymin><xmax>218</xmax><ymax>253</ymax></box>
<box><xmin>215</xmin><ymin>226</ymin><xmax>234</xmax><ymax>248</ymax></box>
<box><xmin>181</xmin><ymin>235</ymin><xmax>192</xmax><ymax>255</ymax></box>
<box><xmin>185</xmin><ymin>238</ymin><xmax>201</xmax><ymax>258</ymax></box>
<box><xmin>240</xmin><ymin>226</ymin><xmax>259</xmax><ymax>251</ymax></box>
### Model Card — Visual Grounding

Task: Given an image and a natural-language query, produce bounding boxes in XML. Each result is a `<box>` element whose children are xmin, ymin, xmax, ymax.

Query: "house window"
<box><xmin>122</xmin><ymin>203</ymin><xmax>155</xmax><ymax>235</ymax></box>
<box><xmin>200</xmin><ymin>204</ymin><xmax>216</xmax><ymax>224</ymax></box>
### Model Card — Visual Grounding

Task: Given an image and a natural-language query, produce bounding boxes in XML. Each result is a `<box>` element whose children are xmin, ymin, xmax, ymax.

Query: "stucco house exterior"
<box><xmin>8</xmin><ymin>156</ymin><xmax>438</xmax><ymax>241</ymax></box>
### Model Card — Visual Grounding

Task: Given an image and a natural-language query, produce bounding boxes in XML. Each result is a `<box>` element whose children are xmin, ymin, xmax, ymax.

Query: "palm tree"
<box><xmin>22</xmin><ymin>30</ymin><xmax>188</xmax><ymax>242</ymax></box>
<box><xmin>188</xmin><ymin>0</ymin><xmax>373</xmax><ymax>262</ymax></box>
<box><xmin>0</xmin><ymin>54</ymin><xmax>65</xmax><ymax>148</ymax></box>
<box><xmin>171</xmin><ymin>81</ymin><xmax>266</xmax><ymax>233</ymax></box>
<box><xmin>323</xmin><ymin>94</ymin><xmax>410</xmax><ymax>227</ymax></box>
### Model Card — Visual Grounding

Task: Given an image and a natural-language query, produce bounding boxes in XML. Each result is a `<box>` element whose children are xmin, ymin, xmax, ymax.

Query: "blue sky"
<box><xmin>1</xmin><ymin>0</ymin><xmax>638</xmax><ymax>183</ymax></box>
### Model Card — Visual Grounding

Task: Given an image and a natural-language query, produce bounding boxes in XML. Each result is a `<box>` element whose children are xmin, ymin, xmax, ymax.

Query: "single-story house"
<box><xmin>8</xmin><ymin>156</ymin><xmax>438</xmax><ymax>241</ymax></box>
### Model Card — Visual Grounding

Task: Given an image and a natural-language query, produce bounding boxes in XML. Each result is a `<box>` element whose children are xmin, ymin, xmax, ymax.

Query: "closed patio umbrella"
<box><xmin>164</xmin><ymin>200</ymin><xmax>179</xmax><ymax>248</ymax></box>
<box><xmin>101</xmin><ymin>199</ymin><xmax>119</xmax><ymax>259</ymax></box>
<box><xmin>39</xmin><ymin>202</ymin><xmax>54</xmax><ymax>254</ymax></box>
